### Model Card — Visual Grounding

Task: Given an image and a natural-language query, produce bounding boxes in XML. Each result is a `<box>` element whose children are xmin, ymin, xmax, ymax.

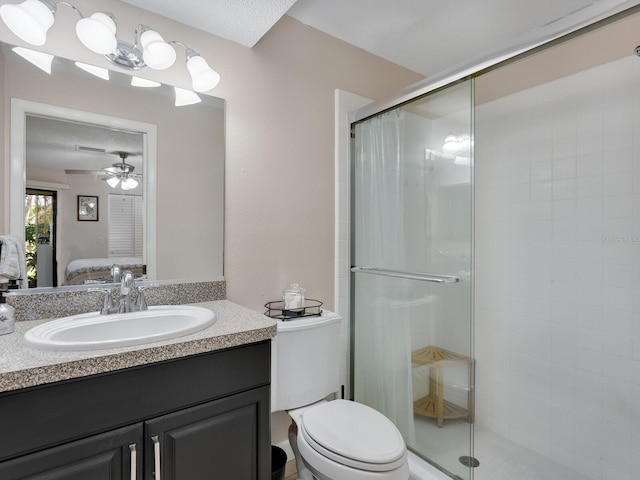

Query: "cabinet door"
<box><xmin>0</xmin><ymin>424</ymin><xmax>142</xmax><ymax>480</ymax></box>
<box><xmin>145</xmin><ymin>386</ymin><xmax>270</xmax><ymax>480</ymax></box>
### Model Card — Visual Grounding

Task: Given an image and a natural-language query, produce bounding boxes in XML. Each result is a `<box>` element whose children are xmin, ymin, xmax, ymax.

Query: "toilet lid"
<box><xmin>300</xmin><ymin>400</ymin><xmax>406</xmax><ymax>470</ymax></box>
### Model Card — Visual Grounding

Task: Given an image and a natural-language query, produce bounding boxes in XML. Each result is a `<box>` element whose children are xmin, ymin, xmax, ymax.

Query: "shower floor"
<box><xmin>412</xmin><ymin>417</ymin><xmax>592</xmax><ymax>480</ymax></box>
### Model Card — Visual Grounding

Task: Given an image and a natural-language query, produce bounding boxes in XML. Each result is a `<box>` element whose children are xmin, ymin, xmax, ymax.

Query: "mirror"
<box><xmin>1</xmin><ymin>42</ymin><xmax>225</xmax><ymax>289</ymax></box>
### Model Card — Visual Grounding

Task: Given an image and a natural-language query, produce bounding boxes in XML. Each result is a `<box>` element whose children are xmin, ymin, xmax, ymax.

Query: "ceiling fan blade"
<box><xmin>65</xmin><ymin>169</ymin><xmax>105</xmax><ymax>174</ymax></box>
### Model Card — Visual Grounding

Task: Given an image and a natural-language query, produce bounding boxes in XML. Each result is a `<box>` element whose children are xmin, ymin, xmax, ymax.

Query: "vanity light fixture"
<box><xmin>185</xmin><ymin>47</ymin><xmax>220</xmax><ymax>92</ymax></box>
<box><xmin>75</xmin><ymin>11</ymin><xmax>117</xmax><ymax>55</ymax></box>
<box><xmin>0</xmin><ymin>0</ymin><xmax>221</xmax><ymax>91</ymax></box>
<box><xmin>11</xmin><ymin>45</ymin><xmax>53</xmax><ymax>73</ymax></box>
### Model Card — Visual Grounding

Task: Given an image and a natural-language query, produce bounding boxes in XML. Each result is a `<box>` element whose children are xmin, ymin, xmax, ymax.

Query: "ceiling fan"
<box><xmin>65</xmin><ymin>151</ymin><xmax>142</xmax><ymax>190</ymax></box>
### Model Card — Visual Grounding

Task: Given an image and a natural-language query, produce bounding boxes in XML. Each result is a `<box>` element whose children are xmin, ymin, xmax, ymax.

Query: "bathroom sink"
<box><xmin>24</xmin><ymin>305</ymin><xmax>216</xmax><ymax>351</ymax></box>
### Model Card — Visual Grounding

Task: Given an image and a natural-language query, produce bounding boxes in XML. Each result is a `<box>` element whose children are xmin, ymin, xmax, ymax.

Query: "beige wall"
<box><xmin>221</xmin><ymin>16</ymin><xmax>423</xmax><ymax>310</ymax></box>
<box><xmin>0</xmin><ymin>0</ymin><xmax>423</xmax><ymax>310</ymax></box>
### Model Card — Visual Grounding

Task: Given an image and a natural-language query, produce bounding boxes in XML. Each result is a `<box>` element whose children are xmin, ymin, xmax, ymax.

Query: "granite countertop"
<box><xmin>0</xmin><ymin>300</ymin><xmax>276</xmax><ymax>393</ymax></box>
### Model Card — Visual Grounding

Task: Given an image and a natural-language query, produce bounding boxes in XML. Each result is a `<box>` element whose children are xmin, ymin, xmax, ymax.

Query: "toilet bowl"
<box><xmin>271</xmin><ymin>310</ymin><xmax>409</xmax><ymax>480</ymax></box>
<box><xmin>289</xmin><ymin>400</ymin><xmax>409</xmax><ymax>480</ymax></box>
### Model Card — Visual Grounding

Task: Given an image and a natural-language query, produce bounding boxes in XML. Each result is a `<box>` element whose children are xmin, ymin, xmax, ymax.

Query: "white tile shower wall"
<box><xmin>475</xmin><ymin>55</ymin><xmax>640</xmax><ymax>480</ymax></box>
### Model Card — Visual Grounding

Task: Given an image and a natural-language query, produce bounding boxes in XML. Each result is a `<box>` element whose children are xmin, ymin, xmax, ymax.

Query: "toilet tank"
<box><xmin>271</xmin><ymin>310</ymin><xmax>343</xmax><ymax>412</ymax></box>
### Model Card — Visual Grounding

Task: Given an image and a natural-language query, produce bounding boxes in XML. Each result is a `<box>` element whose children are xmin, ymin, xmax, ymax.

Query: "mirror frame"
<box><xmin>9</xmin><ymin>98</ymin><xmax>158</xmax><ymax>282</ymax></box>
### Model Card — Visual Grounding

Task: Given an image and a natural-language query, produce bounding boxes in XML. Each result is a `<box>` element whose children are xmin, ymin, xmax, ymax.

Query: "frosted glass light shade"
<box><xmin>75</xmin><ymin>62</ymin><xmax>109</xmax><ymax>80</ymax></box>
<box><xmin>0</xmin><ymin>0</ymin><xmax>54</xmax><ymax>46</ymax></box>
<box><xmin>120</xmin><ymin>177</ymin><xmax>138</xmax><ymax>190</ymax></box>
<box><xmin>12</xmin><ymin>46</ymin><xmax>53</xmax><ymax>74</ymax></box>
<box><xmin>76</xmin><ymin>12</ymin><xmax>117</xmax><ymax>55</ymax></box>
<box><xmin>105</xmin><ymin>176</ymin><xmax>120</xmax><ymax>188</ymax></box>
<box><xmin>186</xmin><ymin>55</ymin><xmax>220</xmax><ymax>92</ymax></box>
<box><xmin>174</xmin><ymin>87</ymin><xmax>201</xmax><ymax>106</ymax></box>
<box><xmin>140</xmin><ymin>29</ymin><xmax>176</xmax><ymax>70</ymax></box>
<box><xmin>131</xmin><ymin>76</ymin><xmax>161</xmax><ymax>87</ymax></box>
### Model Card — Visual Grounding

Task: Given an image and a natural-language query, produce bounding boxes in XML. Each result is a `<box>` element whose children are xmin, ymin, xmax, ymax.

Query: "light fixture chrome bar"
<box><xmin>351</xmin><ymin>267</ymin><xmax>459</xmax><ymax>284</ymax></box>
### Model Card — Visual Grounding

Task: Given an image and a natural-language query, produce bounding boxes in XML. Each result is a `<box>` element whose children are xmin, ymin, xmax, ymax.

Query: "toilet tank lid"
<box><xmin>273</xmin><ymin>310</ymin><xmax>342</xmax><ymax>332</ymax></box>
<box><xmin>301</xmin><ymin>399</ymin><xmax>405</xmax><ymax>465</ymax></box>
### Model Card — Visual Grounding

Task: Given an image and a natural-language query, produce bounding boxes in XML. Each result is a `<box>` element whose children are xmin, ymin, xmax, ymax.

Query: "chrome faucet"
<box><xmin>118</xmin><ymin>270</ymin><xmax>135</xmax><ymax>313</ymax></box>
<box><xmin>92</xmin><ymin>272</ymin><xmax>154</xmax><ymax>315</ymax></box>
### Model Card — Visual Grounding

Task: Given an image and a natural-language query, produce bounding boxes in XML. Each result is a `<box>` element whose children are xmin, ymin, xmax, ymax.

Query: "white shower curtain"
<box><xmin>352</xmin><ymin>109</ymin><xmax>415</xmax><ymax>441</ymax></box>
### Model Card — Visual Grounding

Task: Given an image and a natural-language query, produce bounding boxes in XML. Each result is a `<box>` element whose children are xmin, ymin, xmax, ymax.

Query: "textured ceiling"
<box><xmin>121</xmin><ymin>0</ymin><xmax>640</xmax><ymax>77</ymax></box>
<box><xmin>120</xmin><ymin>0</ymin><xmax>298</xmax><ymax>48</ymax></box>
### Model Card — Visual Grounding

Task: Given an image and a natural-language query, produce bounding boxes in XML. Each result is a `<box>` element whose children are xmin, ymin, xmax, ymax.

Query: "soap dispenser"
<box><xmin>0</xmin><ymin>285</ymin><xmax>15</xmax><ymax>335</ymax></box>
<box><xmin>283</xmin><ymin>283</ymin><xmax>305</xmax><ymax>311</ymax></box>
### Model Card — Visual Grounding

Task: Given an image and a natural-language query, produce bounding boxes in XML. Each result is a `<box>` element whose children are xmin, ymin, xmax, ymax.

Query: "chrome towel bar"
<box><xmin>351</xmin><ymin>267</ymin><xmax>460</xmax><ymax>283</ymax></box>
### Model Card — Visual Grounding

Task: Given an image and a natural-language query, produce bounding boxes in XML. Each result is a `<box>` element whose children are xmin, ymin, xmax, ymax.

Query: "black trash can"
<box><xmin>271</xmin><ymin>445</ymin><xmax>287</xmax><ymax>480</ymax></box>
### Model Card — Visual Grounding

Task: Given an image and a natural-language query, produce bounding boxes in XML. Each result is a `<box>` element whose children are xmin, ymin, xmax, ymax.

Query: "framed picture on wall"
<box><xmin>77</xmin><ymin>195</ymin><xmax>99</xmax><ymax>221</ymax></box>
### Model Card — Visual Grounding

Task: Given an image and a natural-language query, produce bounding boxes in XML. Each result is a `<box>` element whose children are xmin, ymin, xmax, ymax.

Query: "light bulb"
<box><xmin>0</xmin><ymin>0</ymin><xmax>55</xmax><ymax>46</ymax></box>
<box><xmin>140</xmin><ymin>29</ymin><xmax>176</xmax><ymax>70</ymax></box>
<box><xmin>186</xmin><ymin>55</ymin><xmax>220</xmax><ymax>92</ymax></box>
<box><xmin>76</xmin><ymin>12</ymin><xmax>117</xmax><ymax>55</ymax></box>
<box><xmin>12</xmin><ymin>46</ymin><xmax>54</xmax><ymax>74</ymax></box>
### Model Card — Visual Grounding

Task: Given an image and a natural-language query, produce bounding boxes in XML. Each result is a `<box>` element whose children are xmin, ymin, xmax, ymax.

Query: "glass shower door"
<box><xmin>351</xmin><ymin>80</ymin><xmax>474</xmax><ymax>479</ymax></box>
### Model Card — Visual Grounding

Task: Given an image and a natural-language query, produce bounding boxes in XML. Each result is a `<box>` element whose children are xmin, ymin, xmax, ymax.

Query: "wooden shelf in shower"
<box><xmin>411</xmin><ymin>345</ymin><xmax>475</xmax><ymax>428</ymax></box>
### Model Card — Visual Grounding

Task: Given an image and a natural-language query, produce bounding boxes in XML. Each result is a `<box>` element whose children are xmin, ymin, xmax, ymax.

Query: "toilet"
<box><xmin>271</xmin><ymin>310</ymin><xmax>409</xmax><ymax>480</ymax></box>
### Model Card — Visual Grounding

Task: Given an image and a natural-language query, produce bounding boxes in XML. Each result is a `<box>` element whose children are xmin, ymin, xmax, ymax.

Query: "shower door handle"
<box><xmin>351</xmin><ymin>267</ymin><xmax>460</xmax><ymax>283</ymax></box>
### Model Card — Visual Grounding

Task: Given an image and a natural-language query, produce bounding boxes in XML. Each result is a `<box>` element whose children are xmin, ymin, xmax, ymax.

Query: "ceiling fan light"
<box><xmin>76</xmin><ymin>12</ymin><xmax>117</xmax><ymax>55</ymax></box>
<box><xmin>12</xmin><ymin>46</ymin><xmax>54</xmax><ymax>74</ymax></box>
<box><xmin>105</xmin><ymin>176</ymin><xmax>120</xmax><ymax>188</ymax></box>
<box><xmin>186</xmin><ymin>55</ymin><xmax>220</xmax><ymax>92</ymax></box>
<box><xmin>0</xmin><ymin>0</ymin><xmax>55</xmax><ymax>46</ymax></box>
<box><xmin>174</xmin><ymin>86</ymin><xmax>201</xmax><ymax>106</ymax></box>
<box><xmin>121</xmin><ymin>177</ymin><xmax>138</xmax><ymax>190</ymax></box>
<box><xmin>140</xmin><ymin>29</ymin><xmax>176</xmax><ymax>70</ymax></box>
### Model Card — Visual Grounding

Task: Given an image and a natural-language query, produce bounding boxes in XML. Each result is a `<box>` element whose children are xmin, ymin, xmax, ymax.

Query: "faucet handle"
<box><xmin>89</xmin><ymin>287</ymin><xmax>115</xmax><ymax>315</ymax></box>
<box><xmin>110</xmin><ymin>264</ymin><xmax>121</xmax><ymax>283</ymax></box>
<box><xmin>134</xmin><ymin>283</ymin><xmax>158</xmax><ymax>311</ymax></box>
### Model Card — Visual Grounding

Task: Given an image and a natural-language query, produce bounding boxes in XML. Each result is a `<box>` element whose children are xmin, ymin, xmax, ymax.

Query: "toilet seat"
<box><xmin>299</xmin><ymin>400</ymin><xmax>406</xmax><ymax>472</ymax></box>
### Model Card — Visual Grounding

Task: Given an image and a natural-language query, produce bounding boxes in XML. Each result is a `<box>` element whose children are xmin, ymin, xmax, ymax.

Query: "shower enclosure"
<box><xmin>351</xmin><ymin>81</ymin><xmax>474</xmax><ymax>479</ymax></box>
<box><xmin>348</xmin><ymin>8</ymin><xmax>640</xmax><ymax>480</ymax></box>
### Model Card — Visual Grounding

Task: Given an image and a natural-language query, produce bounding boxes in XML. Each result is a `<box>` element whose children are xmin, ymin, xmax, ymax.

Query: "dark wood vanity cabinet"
<box><xmin>0</xmin><ymin>424</ymin><xmax>142</xmax><ymax>479</ymax></box>
<box><xmin>0</xmin><ymin>341</ymin><xmax>271</xmax><ymax>479</ymax></box>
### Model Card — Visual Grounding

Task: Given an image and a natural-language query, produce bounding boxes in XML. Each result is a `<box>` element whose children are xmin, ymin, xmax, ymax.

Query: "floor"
<box><xmin>282</xmin><ymin>420</ymin><xmax>594</xmax><ymax>480</ymax></box>
<box><xmin>411</xmin><ymin>417</ymin><xmax>593</xmax><ymax>480</ymax></box>
<box><xmin>284</xmin><ymin>459</ymin><xmax>297</xmax><ymax>480</ymax></box>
